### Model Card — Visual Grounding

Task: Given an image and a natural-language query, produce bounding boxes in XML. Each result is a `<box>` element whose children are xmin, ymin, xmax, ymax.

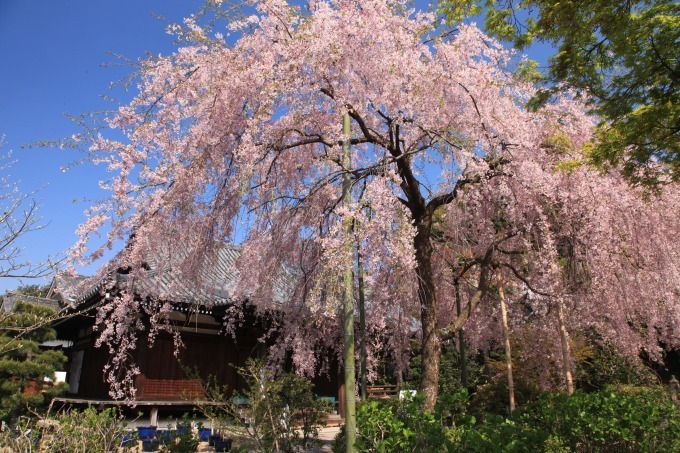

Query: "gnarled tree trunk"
<box><xmin>414</xmin><ymin>216</ymin><xmax>441</xmax><ymax>410</ymax></box>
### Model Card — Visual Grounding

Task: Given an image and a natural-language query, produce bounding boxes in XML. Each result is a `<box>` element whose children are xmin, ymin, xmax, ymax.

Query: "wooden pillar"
<box><xmin>497</xmin><ymin>270</ymin><xmax>516</xmax><ymax>415</ymax></box>
<box><xmin>150</xmin><ymin>407</ymin><xmax>159</xmax><ymax>426</ymax></box>
<box><xmin>556</xmin><ymin>298</ymin><xmax>575</xmax><ymax>395</ymax></box>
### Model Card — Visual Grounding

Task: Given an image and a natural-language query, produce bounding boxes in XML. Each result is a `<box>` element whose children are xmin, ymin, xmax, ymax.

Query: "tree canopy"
<box><xmin>70</xmin><ymin>0</ymin><xmax>679</xmax><ymax>409</ymax></box>
<box><xmin>0</xmin><ymin>301</ymin><xmax>66</xmax><ymax>422</ymax></box>
<box><xmin>441</xmin><ymin>0</ymin><xmax>679</xmax><ymax>187</ymax></box>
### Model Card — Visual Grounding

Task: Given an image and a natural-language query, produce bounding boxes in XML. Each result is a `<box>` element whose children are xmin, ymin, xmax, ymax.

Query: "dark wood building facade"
<box><xmin>53</xmin><ymin>308</ymin><xmax>281</xmax><ymax>401</ymax></box>
<box><xmin>48</xmin><ymin>247</ymin><xmax>341</xmax><ymax>410</ymax></box>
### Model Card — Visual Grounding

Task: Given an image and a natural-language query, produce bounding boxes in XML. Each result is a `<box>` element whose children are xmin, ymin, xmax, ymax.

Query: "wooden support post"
<box><xmin>497</xmin><ymin>270</ymin><xmax>516</xmax><ymax>415</ymax></box>
<box><xmin>357</xmin><ymin>251</ymin><xmax>367</xmax><ymax>401</ymax></box>
<box><xmin>150</xmin><ymin>407</ymin><xmax>159</xmax><ymax>427</ymax></box>
<box><xmin>454</xmin><ymin>279</ymin><xmax>468</xmax><ymax>389</ymax></box>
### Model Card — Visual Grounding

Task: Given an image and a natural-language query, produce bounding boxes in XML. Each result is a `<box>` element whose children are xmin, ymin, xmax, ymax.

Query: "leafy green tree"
<box><xmin>14</xmin><ymin>284</ymin><xmax>51</xmax><ymax>298</ymax></box>
<box><xmin>442</xmin><ymin>0</ymin><xmax>679</xmax><ymax>187</ymax></box>
<box><xmin>407</xmin><ymin>340</ymin><xmax>483</xmax><ymax>396</ymax></box>
<box><xmin>571</xmin><ymin>334</ymin><xmax>658</xmax><ymax>392</ymax></box>
<box><xmin>0</xmin><ymin>301</ymin><xmax>67</xmax><ymax>422</ymax></box>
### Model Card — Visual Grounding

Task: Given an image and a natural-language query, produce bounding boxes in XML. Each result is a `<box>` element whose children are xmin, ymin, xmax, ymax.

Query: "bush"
<box><xmin>158</xmin><ymin>413</ymin><xmax>201</xmax><ymax>452</ymax></box>
<box><xmin>195</xmin><ymin>359</ymin><xmax>330</xmax><ymax>452</ymax></box>
<box><xmin>331</xmin><ymin>424</ymin><xmax>346</xmax><ymax>453</ymax></box>
<box><xmin>0</xmin><ymin>417</ymin><xmax>41</xmax><ymax>453</ymax></box>
<box><xmin>239</xmin><ymin>360</ymin><xmax>329</xmax><ymax>452</ymax></box>
<box><xmin>524</xmin><ymin>387</ymin><xmax>680</xmax><ymax>451</ymax></box>
<box><xmin>458</xmin><ymin>386</ymin><xmax>680</xmax><ymax>452</ymax></box>
<box><xmin>351</xmin><ymin>387</ymin><xmax>680</xmax><ymax>452</ymax></box>
<box><xmin>572</xmin><ymin>335</ymin><xmax>658</xmax><ymax>392</ymax></box>
<box><xmin>469</xmin><ymin>375</ymin><xmax>541</xmax><ymax>419</ymax></box>
<box><xmin>37</xmin><ymin>407</ymin><xmax>136</xmax><ymax>453</ymax></box>
<box><xmin>356</xmin><ymin>391</ymin><xmax>467</xmax><ymax>452</ymax></box>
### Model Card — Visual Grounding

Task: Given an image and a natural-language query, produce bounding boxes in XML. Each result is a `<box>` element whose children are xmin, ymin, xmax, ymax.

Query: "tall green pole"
<box><xmin>342</xmin><ymin>111</ymin><xmax>357</xmax><ymax>453</ymax></box>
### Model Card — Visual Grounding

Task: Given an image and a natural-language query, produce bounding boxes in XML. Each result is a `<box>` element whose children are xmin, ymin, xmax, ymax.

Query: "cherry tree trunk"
<box><xmin>414</xmin><ymin>217</ymin><xmax>441</xmax><ymax>410</ymax></box>
<box><xmin>497</xmin><ymin>271</ymin><xmax>516</xmax><ymax>414</ymax></box>
<box><xmin>556</xmin><ymin>298</ymin><xmax>575</xmax><ymax>395</ymax></box>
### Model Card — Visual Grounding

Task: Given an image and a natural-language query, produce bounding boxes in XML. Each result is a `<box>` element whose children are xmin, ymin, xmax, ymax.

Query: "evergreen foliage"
<box><xmin>571</xmin><ymin>334</ymin><xmax>659</xmax><ymax>392</ymax></box>
<box><xmin>0</xmin><ymin>301</ymin><xmax>66</xmax><ymax>422</ymax></box>
<box><xmin>407</xmin><ymin>340</ymin><xmax>483</xmax><ymax>396</ymax></box>
<box><xmin>14</xmin><ymin>284</ymin><xmax>51</xmax><ymax>298</ymax></box>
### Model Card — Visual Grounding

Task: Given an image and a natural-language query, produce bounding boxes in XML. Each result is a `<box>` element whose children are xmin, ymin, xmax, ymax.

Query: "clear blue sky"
<box><xmin>0</xmin><ymin>0</ymin><xmax>552</xmax><ymax>292</ymax></box>
<box><xmin>0</xmin><ymin>0</ymin><xmax>204</xmax><ymax>291</ymax></box>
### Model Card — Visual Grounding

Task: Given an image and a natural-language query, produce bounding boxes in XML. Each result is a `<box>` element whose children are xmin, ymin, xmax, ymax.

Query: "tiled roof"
<box><xmin>52</xmin><ymin>244</ymin><xmax>295</xmax><ymax>308</ymax></box>
<box><xmin>1</xmin><ymin>292</ymin><xmax>63</xmax><ymax>313</ymax></box>
<box><xmin>50</xmin><ymin>273</ymin><xmax>100</xmax><ymax>304</ymax></box>
<box><xmin>128</xmin><ymin>244</ymin><xmax>241</xmax><ymax>305</ymax></box>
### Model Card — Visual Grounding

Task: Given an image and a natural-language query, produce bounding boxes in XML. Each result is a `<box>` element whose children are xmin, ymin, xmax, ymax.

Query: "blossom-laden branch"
<box><xmin>0</xmin><ymin>146</ymin><xmax>60</xmax><ymax>279</ymax></box>
<box><xmin>66</xmin><ymin>0</ymin><xmax>678</xmax><ymax>403</ymax></box>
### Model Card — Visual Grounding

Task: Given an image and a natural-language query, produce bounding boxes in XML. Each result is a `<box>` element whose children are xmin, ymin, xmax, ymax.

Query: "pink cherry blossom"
<box><xmin>68</xmin><ymin>0</ymin><xmax>678</xmax><ymax>406</ymax></box>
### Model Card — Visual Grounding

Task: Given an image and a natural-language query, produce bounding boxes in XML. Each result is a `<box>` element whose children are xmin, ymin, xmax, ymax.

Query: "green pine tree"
<box><xmin>0</xmin><ymin>301</ymin><xmax>67</xmax><ymax>422</ymax></box>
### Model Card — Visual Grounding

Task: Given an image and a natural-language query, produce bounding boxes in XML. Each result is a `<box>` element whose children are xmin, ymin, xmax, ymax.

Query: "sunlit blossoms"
<box><xmin>70</xmin><ymin>0</ymin><xmax>678</xmax><ymax>405</ymax></box>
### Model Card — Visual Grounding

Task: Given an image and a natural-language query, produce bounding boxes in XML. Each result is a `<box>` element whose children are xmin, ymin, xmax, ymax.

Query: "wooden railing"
<box><xmin>366</xmin><ymin>385</ymin><xmax>399</xmax><ymax>399</ymax></box>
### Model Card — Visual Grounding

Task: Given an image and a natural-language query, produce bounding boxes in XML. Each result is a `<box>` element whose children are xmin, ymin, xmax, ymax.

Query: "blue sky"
<box><xmin>0</xmin><ymin>0</ymin><xmax>203</xmax><ymax>291</ymax></box>
<box><xmin>0</xmin><ymin>0</ymin><xmax>552</xmax><ymax>292</ymax></box>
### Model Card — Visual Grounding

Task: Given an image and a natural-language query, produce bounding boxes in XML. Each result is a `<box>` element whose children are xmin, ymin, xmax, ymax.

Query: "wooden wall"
<box><xmin>63</xmin><ymin>310</ymin><xmax>340</xmax><ymax>403</ymax></box>
<box><xmin>135</xmin><ymin>332</ymin><xmax>260</xmax><ymax>400</ymax></box>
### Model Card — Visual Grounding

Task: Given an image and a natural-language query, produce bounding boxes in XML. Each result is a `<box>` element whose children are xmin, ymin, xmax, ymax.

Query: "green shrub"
<box><xmin>332</xmin><ymin>424</ymin><xmax>346</xmax><ymax>453</ymax></box>
<box><xmin>435</xmin><ymin>388</ymin><xmax>473</xmax><ymax>427</ymax></box>
<box><xmin>159</xmin><ymin>413</ymin><xmax>201</xmax><ymax>452</ymax></box>
<box><xmin>354</xmin><ymin>394</ymin><xmax>460</xmax><ymax>452</ymax></box>
<box><xmin>458</xmin><ymin>386</ymin><xmax>680</xmax><ymax>452</ymax></box>
<box><xmin>525</xmin><ymin>387</ymin><xmax>680</xmax><ymax>451</ymax></box>
<box><xmin>469</xmin><ymin>375</ymin><xmax>541</xmax><ymax>419</ymax></box>
<box><xmin>194</xmin><ymin>359</ymin><xmax>330</xmax><ymax>452</ymax></box>
<box><xmin>38</xmin><ymin>407</ymin><xmax>136</xmax><ymax>453</ymax></box>
<box><xmin>351</xmin><ymin>387</ymin><xmax>680</xmax><ymax>452</ymax></box>
<box><xmin>572</xmin><ymin>335</ymin><xmax>658</xmax><ymax>392</ymax></box>
<box><xmin>0</xmin><ymin>417</ymin><xmax>41</xmax><ymax>453</ymax></box>
<box><xmin>240</xmin><ymin>360</ymin><xmax>329</xmax><ymax>452</ymax></box>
